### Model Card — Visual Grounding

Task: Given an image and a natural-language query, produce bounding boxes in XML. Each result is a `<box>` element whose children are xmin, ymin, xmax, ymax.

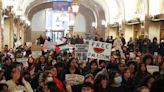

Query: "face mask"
<box><xmin>52</xmin><ymin>61</ymin><xmax>56</xmax><ymax>65</ymax></box>
<box><xmin>47</xmin><ymin>77</ymin><xmax>53</xmax><ymax>82</ymax></box>
<box><xmin>114</xmin><ymin>76</ymin><xmax>122</xmax><ymax>85</ymax></box>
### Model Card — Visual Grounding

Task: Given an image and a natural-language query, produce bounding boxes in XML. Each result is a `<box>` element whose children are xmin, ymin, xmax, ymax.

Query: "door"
<box><xmin>53</xmin><ymin>31</ymin><xmax>64</xmax><ymax>42</ymax></box>
<box><xmin>46</xmin><ymin>31</ymin><xmax>64</xmax><ymax>42</ymax></box>
<box><xmin>160</xmin><ymin>29</ymin><xmax>164</xmax><ymax>39</ymax></box>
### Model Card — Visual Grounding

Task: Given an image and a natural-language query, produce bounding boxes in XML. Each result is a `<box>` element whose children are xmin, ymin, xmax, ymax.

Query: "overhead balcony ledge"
<box><xmin>108</xmin><ymin>22</ymin><xmax>119</xmax><ymax>28</ymax></box>
<box><xmin>151</xmin><ymin>14</ymin><xmax>164</xmax><ymax>22</ymax></box>
<box><xmin>125</xmin><ymin>18</ymin><xmax>141</xmax><ymax>25</ymax></box>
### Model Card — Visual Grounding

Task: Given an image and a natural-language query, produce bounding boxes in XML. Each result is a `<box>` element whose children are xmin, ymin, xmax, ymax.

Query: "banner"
<box><xmin>147</xmin><ymin>65</ymin><xmax>159</xmax><ymax>74</ymax></box>
<box><xmin>65</xmin><ymin>74</ymin><xmax>84</xmax><ymax>86</ymax></box>
<box><xmin>75</xmin><ymin>44</ymin><xmax>88</xmax><ymax>61</ymax></box>
<box><xmin>53</xmin><ymin>1</ymin><xmax>71</xmax><ymax>11</ymax></box>
<box><xmin>87</xmin><ymin>41</ymin><xmax>112</xmax><ymax>60</ymax></box>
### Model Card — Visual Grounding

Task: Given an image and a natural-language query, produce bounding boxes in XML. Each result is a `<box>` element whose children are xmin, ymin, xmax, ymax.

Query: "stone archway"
<box><xmin>25</xmin><ymin>0</ymin><xmax>105</xmax><ymax>37</ymax></box>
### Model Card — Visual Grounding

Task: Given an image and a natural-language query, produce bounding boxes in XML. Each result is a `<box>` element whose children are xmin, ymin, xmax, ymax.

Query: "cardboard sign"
<box><xmin>65</xmin><ymin>74</ymin><xmax>84</xmax><ymax>86</ymax></box>
<box><xmin>147</xmin><ymin>65</ymin><xmax>159</xmax><ymax>74</ymax></box>
<box><xmin>87</xmin><ymin>41</ymin><xmax>112</xmax><ymax>60</ymax></box>
<box><xmin>16</xmin><ymin>58</ymin><xmax>28</xmax><ymax>68</ymax></box>
<box><xmin>16</xmin><ymin>58</ymin><xmax>28</xmax><ymax>62</ymax></box>
<box><xmin>26</xmin><ymin>42</ymin><xmax>32</xmax><ymax>48</ymax></box>
<box><xmin>31</xmin><ymin>44</ymin><xmax>42</xmax><ymax>51</ymax></box>
<box><xmin>75</xmin><ymin>44</ymin><xmax>88</xmax><ymax>61</ymax></box>
<box><xmin>32</xmin><ymin>51</ymin><xmax>42</xmax><ymax>58</ymax></box>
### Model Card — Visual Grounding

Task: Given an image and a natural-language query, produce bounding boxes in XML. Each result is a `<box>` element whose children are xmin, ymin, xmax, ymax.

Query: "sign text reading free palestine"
<box><xmin>87</xmin><ymin>41</ymin><xmax>112</xmax><ymax>60</ymax></box>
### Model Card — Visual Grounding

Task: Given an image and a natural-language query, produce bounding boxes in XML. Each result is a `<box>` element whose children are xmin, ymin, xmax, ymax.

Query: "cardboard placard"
<box><xmin>31</xmin><ymin>44</ymin><xmax>42</xmax><ymax>51</ymax></box>
<box><xmin>32</xmin><ymin>51</ymin><xmax>42</xmax><ymax>58</ymax></box>
<box><xmin>16</xmin><ymin>58</ymin><xmax>28</xmax><ymax>62</ymax></box>
<box><xmin>75</xmin><ymin>44</ymin><xmax>88</xmax><ymax>61</ymax></box>
<box><xmin>16</xmin><ymin>58</ymin><xmax>28</xmax><ymax>68</ymax></box>
<box><xmin>147</xmin><ymin>65</ymin><xmax>159</xmax><ymax>74</ymax></box>
<box><xmin>65</xmin><ymin>74</ymin><xmax>84</xmax><ymax>86</ymax></box>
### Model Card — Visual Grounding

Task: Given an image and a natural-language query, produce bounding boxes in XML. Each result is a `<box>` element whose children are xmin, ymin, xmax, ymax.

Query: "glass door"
<box><xmin>46</xmin><ymin>31</ymin><xmax>64</xmax><ymax>42</ymax></box>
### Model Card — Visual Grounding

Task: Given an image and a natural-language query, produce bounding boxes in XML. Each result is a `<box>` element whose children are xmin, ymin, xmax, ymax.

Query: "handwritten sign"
<box><xmin>65</xmin><ymin>74</ymin><xmax>84</xmax><ymax>86</ymax></box>
<box><xmin>75</xmin><ymin>44</ymin><xmax>88</xmax><ymax>61</ymax></box>
<box><xmin>16</xmin><ymin>58</ymin><xmax>28</xmax><ymax>62</ymax></box>
<box><xmin>16</xmin><ymin>58</ymin><xmax>28</xmax><ymax>68</ymax></box>
<box><xmin>32</xmin><ymin>51</ymin><xmax>42</xmax><ymax>58</ymax></box>
<box><xmin>87</xmin><ymin>41</ymin><xmax>112</xmax><ymax>60</ymax></box>
<box><xmin>147</xmin><ymin>65</ymin><xmax>159</xmax><ymax>74</ymax></box>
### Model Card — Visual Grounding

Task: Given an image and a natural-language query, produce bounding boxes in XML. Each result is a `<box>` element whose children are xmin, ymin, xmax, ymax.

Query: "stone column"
<box><xmin>96</xmin><ymin>26</ymin><xmax>106</xmax><ymax>39</ymax></box>
<box><xmin>25</xmin><ymin>27</ymin><xmax>31</xmax><ymax>42</ymax></box>
<box><xmin>0</xmin><ymin>0</ymin><xmax>2</xmax><ymax>50</ymax></box>
<box><xmin>19</xmin><ymin>23</ymin><xmax>25</xmax><ymax>44</ymax></box>
<box><xmin>24</xmin><ymin>27</ymin><xmax>27</xmax><ymax>42</ymax></box>
<box><xmin>4</xmin><ymin>18</ymin><xmax>11</xmax><ymax>48</ymax></box>
<box><xmin>9</xmin><ymin>16</ymin><xmax>14</xmax><ymax>48</ymax></box>
<box><xmin>144</xmin><ymin>15</ymin><xmax>150</xmax><ymax>36</ymax></box>
<box><xmin>22</xmin><ymin>25</ymin><xmax>27</xmax><ymax>43</ymax></box>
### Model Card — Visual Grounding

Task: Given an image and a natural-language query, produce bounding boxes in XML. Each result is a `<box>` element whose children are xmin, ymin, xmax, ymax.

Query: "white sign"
<box><xmin>87</xmin><ymin>41</ymin><xmax>112</xmax><ymax>60</ymax></box>
<box><xmin>147</xmin><ymin>65</ymin><xmax>159</xmax><ymax>74</ymax></box>
<box><xmin>26</xmin><ymin>42</ymin><xmax>32</xmax><ymax>48</ymax></box>
<box><xmin>75</xmin><ymin>44</ymin><xmax>88</xmax><ymax>60</ymax></box>
<box><xmin>65</xmin><ymin>74</ymin><xmax>84</xmax><ymax>86</ymax></box>
<box><xmin>16</xmin><ymin>58</ymin><xmax>28</xmax><ymax>68</ymax></box>
<box><xmin>32</xmin><ymin>51</ymin><xmax>42</xmax><ymax>58</ymax></box>
<box><xmin>16</xmin><ymin>58</ymin><xmax>28</xmax><ymax>62</ymax></box>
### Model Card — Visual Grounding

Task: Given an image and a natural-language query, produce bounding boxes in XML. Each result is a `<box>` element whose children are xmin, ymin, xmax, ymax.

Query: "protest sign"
<box><xmin>16</xmin><ymin>58</ymin><xmax>28</xmax><ymax>62</ymax></box>
<box><xmin>65</xmin><ymin>74</ymin><xmax>84</xmax><ymax>86</ymax></box>
<box><xmin>16</xmin><ymin>58</ymin><xmax>28</xmax><ymax>67</ymax></box>
<box><xmin>26</xmin><ymin>42</ymin><xmax>32</xmax><ymax>48</ymax></box>
<box><xmin>147</xmin><ymin>65</ymin><xmax>159</xmax><ymax>74</ymax></box>
<box><xmin>32</xmin><ymin>51</ymin><xmax>42</xmax><ymax>58</ymax></box>
<box><xmin>87</xmin><ymin>41</ymin><xmax>112</xmax><ymax>60</ymax></box>
<box><xmin>75</xmin><ymin>44</ymin><xmax>88</xmax><ymax>60</ymax></box>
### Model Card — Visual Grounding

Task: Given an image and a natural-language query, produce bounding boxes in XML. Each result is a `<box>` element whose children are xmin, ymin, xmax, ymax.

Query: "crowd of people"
<box><xmin>0</xmin><ymin>34</ymin><xmax>163</xmax><ymax>92</ymax></box>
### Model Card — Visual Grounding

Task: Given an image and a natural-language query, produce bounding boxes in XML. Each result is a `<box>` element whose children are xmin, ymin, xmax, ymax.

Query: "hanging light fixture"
<box><xmin>92</xmin><ymin>22</ymin><xmax>97</xmax><ymax>29</ymax></box>
<box><xmin>71</xmin><ymin>0</ymin><xmax>79</xmax><ymax>15</ymax></box>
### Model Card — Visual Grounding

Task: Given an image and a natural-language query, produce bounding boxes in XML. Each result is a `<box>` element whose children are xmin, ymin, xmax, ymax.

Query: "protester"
<box><xmin>0</xmin><ymin>35</ymin><xmax>163</xmax><ymax>92</ymax></box>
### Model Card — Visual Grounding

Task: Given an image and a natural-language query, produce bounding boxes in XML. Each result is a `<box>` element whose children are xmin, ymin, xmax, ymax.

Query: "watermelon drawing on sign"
<box><xmin>93</xmin><ymin>48</ymin><xmax>104</xmax><ymax>53</ymax></box>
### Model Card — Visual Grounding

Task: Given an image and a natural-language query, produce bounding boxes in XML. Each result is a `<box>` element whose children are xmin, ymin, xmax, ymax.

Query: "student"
<box><xmin>94</xmin><ymin>74</ymin><xmax>109</xmax><ymax>92</ymax></box>
<box><xmin>0</xmin><ymin>83</ymin><xmax>9</xmax><ymax>92</ymax></box>
<box><xmin>108</xmin><ymin>71</ymin><xmax>131</xmax><ymax>92</ymax></box>
<box><xmin>150</xmin><ymin>76</ymin><xmax>164</xmax><ymax>92</ymax></box>
<box><xmin>81</xmin><ymin>82</ymin><xmax>94</xmax><ymax>92</ymax></box>
<box><xmin>136</xmin><ymin>86</ymin><xmax>149</xmax><ymax>92</ymax></box>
